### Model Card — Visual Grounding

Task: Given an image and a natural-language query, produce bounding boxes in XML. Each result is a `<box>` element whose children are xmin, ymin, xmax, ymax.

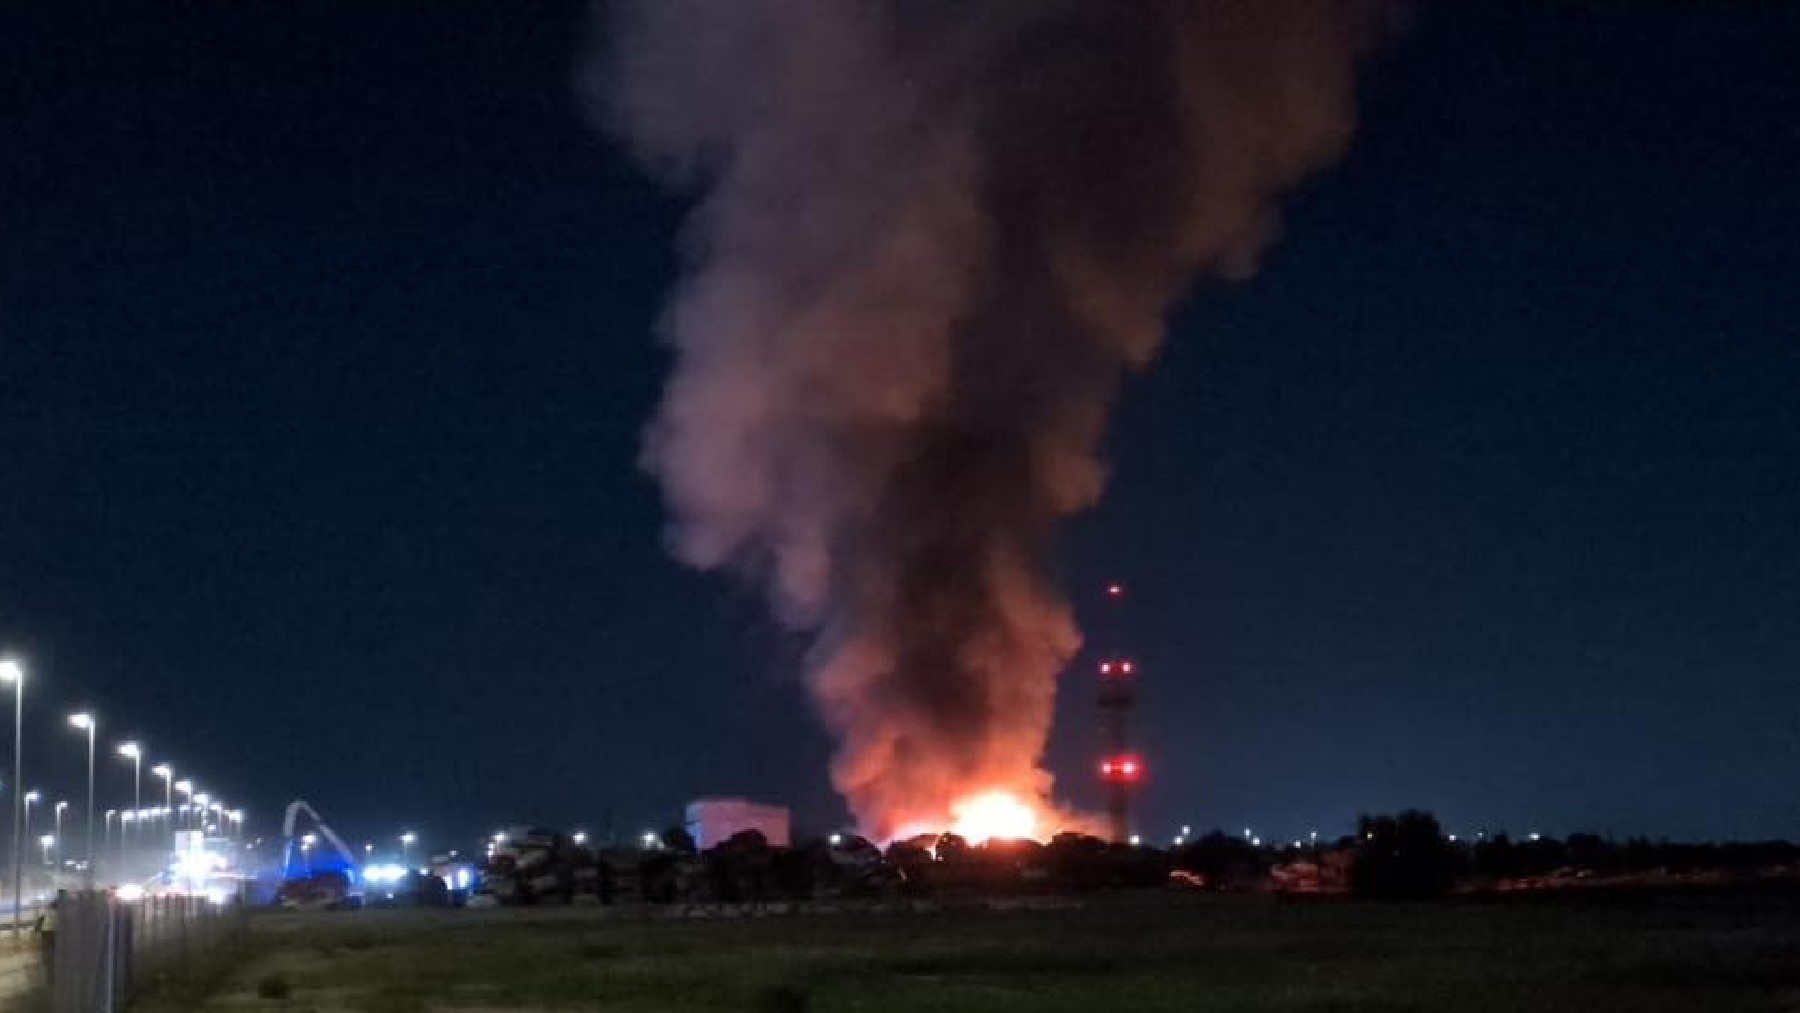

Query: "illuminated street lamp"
<box><xmin>67</xmin><ymin>713</ymin><xmax>95</xmax><ymax>885</ymax></box>
<box><xmin>38</xmin><ymin>834</ymin><xmax>54</xmax><ymax>867</ymax></box>
<box><xmin>1</xmin><ymin>659</ymin><xmax>24</xmax><ymax>939</ymax></box>
<box><xmin>117</xmin><ymin>743</ymin><xmax>142</xmax><ymax>877</ymax></box>
<box><xmin>151</xmin><ymin>764</ymin><xmax>174</xmax><ymax>846</ymax></box>
<box><xmin>173</xmin><ymin>780</ymin><xmax>193</xmax><ymax>829</ymax></box>
<box><xmin>52</xmin><ymin>801</ymin><xmax>66</xmax><ymax>863</ymax></box>
<box><xmin>400</xmin><ymin>831</ymin><xmax>417</xmax><ymax>864</ymax></box>
<box><xmin>117</xmin><ymin>742</ymin><xmax>142</xmax><ymax>826</ymax></box>
<box><xmin>150</xmin><ymin>764</ymin><xmax>172</xmax><ymax>806</ymax></box>
<box><xmin>120</xmin><ymin>807</ymin><xmax>137</xmax><ymax>874</ymax></box>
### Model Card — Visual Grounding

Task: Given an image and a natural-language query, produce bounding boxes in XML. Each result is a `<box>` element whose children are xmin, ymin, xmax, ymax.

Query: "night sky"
<box><xmin>2</xmin><ymin>4</ymin><xmax>1796</xmax><ymax>855</ymax></box>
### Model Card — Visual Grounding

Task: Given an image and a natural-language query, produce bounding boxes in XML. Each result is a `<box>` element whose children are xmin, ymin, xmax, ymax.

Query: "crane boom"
<box><xmin>281</xmin><ymin>799</ymin><xmax>360</xmax><ymax>877</ymax></box>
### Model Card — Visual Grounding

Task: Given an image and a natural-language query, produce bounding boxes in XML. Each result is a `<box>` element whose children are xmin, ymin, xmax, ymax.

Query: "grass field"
<box><xmin>139</xmin><ymin>892</ymin><xmax>1800</xmax><ymax>1013</ymax></box>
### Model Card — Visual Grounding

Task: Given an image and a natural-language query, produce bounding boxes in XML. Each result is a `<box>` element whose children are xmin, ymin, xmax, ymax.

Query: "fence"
<box><xmin>31</xmin><ymin>892</ymin><xmax>244</xmax><ymax>1013</ymax></box>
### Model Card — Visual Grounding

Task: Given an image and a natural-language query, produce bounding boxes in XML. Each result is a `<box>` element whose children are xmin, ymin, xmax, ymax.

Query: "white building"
<box><xmin>683</xmin><ymin>799</ymin><xmax>791</xmax><ymax>850</ymax></box>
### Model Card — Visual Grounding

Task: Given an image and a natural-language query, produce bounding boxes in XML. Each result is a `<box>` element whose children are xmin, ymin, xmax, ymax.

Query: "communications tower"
<box><xmin>1096</xmin><ymin>582</ymin><xmax>1141</xmax><ymax>844</ymax></box>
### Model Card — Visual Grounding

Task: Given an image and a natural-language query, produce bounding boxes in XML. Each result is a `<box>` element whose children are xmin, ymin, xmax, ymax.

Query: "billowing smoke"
<box><xmin>595</xmin><ymin>0</ymin><xmax>1389</xmax><ymax>838</ymax></box>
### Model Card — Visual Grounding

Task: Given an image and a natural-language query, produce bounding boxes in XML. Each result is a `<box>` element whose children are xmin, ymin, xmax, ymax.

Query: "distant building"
<box><xmin>684</xmin><ymin>799</ymin><xmax>791</xmax><ymax>850</ymax></box>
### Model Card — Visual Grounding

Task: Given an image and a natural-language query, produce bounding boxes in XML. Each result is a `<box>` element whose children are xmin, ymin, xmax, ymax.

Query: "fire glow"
<box><xmin>888</xmin><ymin>788</ymin><xmax>1062</xmax><ymax>846</ymax></box>
<box><xmin>950</xmin><ymin>790</ymin><xmax>1041</xmax><ymax>844</ymax></box>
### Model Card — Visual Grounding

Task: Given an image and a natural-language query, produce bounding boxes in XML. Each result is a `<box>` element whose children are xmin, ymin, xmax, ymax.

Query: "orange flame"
<box><xmin>949</xmin><ymin>790</ymin><xmax>1041</xmax><ymax>843</ymax></box>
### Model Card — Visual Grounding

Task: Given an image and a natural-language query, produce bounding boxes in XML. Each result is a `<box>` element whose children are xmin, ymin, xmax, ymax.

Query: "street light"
<box><xmin>67</xmin><ymin>712</ymin><xmax>95</xmax><ymax>885</ymax></box>
<box><xmin>151</xmin><ymin>764</ymin><xmax>173</xmax><ymax>819</ymax></box>
<box><xmin>1</xmin><ymin>659</ymin><xmax>23</xmax><ymax>939</ymax></box>
<box><xmin>117</xmin><ymin>743</ymin><xmax>142</xmax><ymax>880</ymax></box>
<box><xmin>400</xmin><ymin>831</ymin><xmax>416</xmax><ymax>865</ymax></box>
<box><xmin>117</xmin><ymin>742</ymin><xmax>142</xmax><ymax>820</ymax></box>
<box><xmin>120</xmin><ymin>808</ymin><xmax>136</xmax><ymax>874</ymax></box>
<box><xmin>52</xmin><ymin>802</ymin><xmax>66</xmax><ymax>870</ymax></box>
<box><xmin>173</xmin><ymin>780</ymin><xmax>193</xmax><ymax>830</ymax></box>
<box><xmin>38</xmin><ymin>835</ymin><xmax>53</xmax><ymax>867</ymax></box>
<box><xmin>151</xmin><ymin>764</ymin><xmax>173</xmax><ymax>844</ymax></box>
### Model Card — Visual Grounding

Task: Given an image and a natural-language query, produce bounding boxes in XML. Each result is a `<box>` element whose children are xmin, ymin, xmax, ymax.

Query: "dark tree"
<box><xmin>1349</xmin><ymin>810</ymin><xmax>1455</xmax><ymax>901</ymax></box>
<box><xmin>1173</xmin><ymin>831</ymin><xmax>1261</xmax><ymax>891</ymax></box>
<box><xmin>661</xmin><ymin>825</ymin><xmax>698</xmax><ymax>855</ymax></box>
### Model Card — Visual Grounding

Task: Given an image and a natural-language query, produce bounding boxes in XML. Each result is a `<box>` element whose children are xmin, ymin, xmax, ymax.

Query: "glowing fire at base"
<box><xmin>885</xmin><ymin>789</ymin><xmax>1092</xmax><ymax>846</ymax></box>
<box><xmin>948</xmin><ymin>790</ymin><xmax>1042</xmax><ymax>844</ymax></box>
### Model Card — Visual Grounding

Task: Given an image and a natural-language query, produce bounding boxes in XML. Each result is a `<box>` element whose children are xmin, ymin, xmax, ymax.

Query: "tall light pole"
<box><xmin>173</xmin><ymin>780</ymin><xmax>192</xmax><ymax>830</ymax></box>
<box><xmin>104</xmin><ymin>809</ymin><xmax>116</xmax><ymax>856</ymax></box>
<box><xmin>67</xmin><ymin>712</ymin><xmax>95</xmax><ymax>886</ymax></box>
<box><xmin>52</xmin><ymin>802</ymin><xmax>66</xmax><ymax>882</ymax></box>
<box><xmin>120</xmin><ymin>811</ymin><xmax>136</xmax><ymax>880</ymax></box>
<box><xmin>117</xmin><ymin>742</ymin><xmax>141</xmax><ymax>880</ymax></box>
<box><xmin>400</xmin><ymin>831</ymin><xmax>416</xmax><ymax>866</ymax></box>
<box><xmin>0</xmin><ymin>660</ymin><xmax>22</xmax><ymax>939</ymax></box>
<box><xmin>117</xmin><ymin>743</ymin><xmax>142</xmax><ymax>818</ymax></box>
<box><xmin>174</xmin><ymin>784</ymin><xmax>194</xmax><ymax>831</ymax></box>
<box><xmin>151</xmin><ymin>765</ymin><xmax>172</xmax><ymax>836</ymax></box>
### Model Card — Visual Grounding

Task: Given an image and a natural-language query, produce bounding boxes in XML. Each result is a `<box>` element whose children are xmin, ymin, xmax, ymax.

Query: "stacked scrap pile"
<box><xmin>478</xmin><ymin>828</ymin><xmax>607</xmax><ymax>905</ymax></box>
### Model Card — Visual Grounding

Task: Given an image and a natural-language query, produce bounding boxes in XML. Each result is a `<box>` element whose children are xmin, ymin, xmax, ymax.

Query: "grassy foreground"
<box><xmin>143</xmin><ymin>893</ymin><xmax>1800</xmax><ymax>1012</ymax></box>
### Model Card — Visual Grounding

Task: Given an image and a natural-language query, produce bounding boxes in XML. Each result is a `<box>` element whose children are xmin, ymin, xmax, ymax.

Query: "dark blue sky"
<box><xmin>2</xmin><ymin>3</ymin><xmax>1796</xmax><ymax>853</ymax></box>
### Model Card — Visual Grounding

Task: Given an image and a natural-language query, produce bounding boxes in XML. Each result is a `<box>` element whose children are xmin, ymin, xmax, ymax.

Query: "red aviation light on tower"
<box><xmin>1097</xmin><ymin>579</ymin><xmax>1139</xmax><ymax>845</ymax></box>
<box><xmin>1099</xmin><ymin>755</ymin><xmax>1143</xmax><ymax>782</ymax></box>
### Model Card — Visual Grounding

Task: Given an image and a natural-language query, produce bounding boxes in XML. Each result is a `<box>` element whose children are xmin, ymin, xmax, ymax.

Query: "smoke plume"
<box><xmin>596</xmin><ymin>0</ymin><xmax>1389</xmax><ymax>838</ymax></box>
